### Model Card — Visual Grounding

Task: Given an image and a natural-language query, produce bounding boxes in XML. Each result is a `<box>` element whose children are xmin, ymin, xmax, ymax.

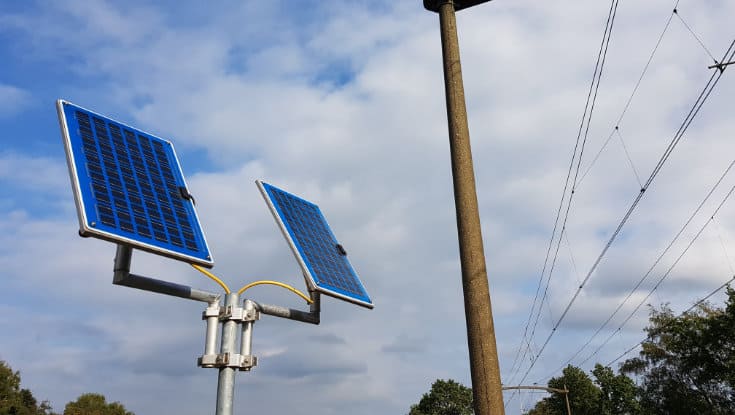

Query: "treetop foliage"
<box><xmin>0</xmin><ymin>360</ymin><xmax>135</xmax><ymax>415</ymax></box>
<box><xmin>410</xmin><ymin>286</ymin><xmax>735</xmax><ymax>415</ymax></box>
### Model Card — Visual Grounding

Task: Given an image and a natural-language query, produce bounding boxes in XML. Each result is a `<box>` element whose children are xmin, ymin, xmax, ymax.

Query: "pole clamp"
<box><xmin>219</xmin><ymin>305</ymin><xmax>259</xmax><ymax>322</ymax></box>
<box><xmin>202</xmin><ymin>305</ymin><xmax>220</xmax><ymax>319</ymax></box>
<box><xmin>198</xmin><ymin>353</ymin><xmax>257</xmax><ymax>371</ymax></box>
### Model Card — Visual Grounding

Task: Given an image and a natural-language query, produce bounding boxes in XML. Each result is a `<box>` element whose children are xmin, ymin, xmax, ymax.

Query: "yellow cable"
<box><xmin>237</xmin><ymin>280</ymin><xmax>314</xmax><ymax>304</ymax></box>
<box><xmin>191</xmin><ymin>264</ymin><xmax>231</xmax><ymax>294</ymax></box>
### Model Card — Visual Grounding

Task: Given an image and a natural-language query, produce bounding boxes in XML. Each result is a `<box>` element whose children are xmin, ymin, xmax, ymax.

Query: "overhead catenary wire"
<box><xmin>576</xmin><ymin>176</ymin><xmax>735</xmax><ymax>369</ymax></box>
<box><xmin>514</xmin><ymin>37</ymin><xmax>735</xmax><ymax>391</ymax></box>
<box><xmin>577</xmin><ymin>6</ymin><xmax>679</xmax><ymax>188</ymax></box>
<box><xmin>605</xmin><ymin>274</ymin><xmax>735</xmax><ymax>368</ymax></box>
<box><xmin>539</xmin><ymin>155</ymin><xmax>735</xmax><ymax>382</ymax></box>
<box><xmin>506</xmin><ymin>0</ymin><xmax>621</xmax><ymax>396</ymax></box>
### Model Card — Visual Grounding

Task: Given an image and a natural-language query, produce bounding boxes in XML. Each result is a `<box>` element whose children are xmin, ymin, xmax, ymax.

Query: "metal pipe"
<box><xmin>240</xmin><ymin>300</ymin><xmax>255</xmax><ymax>357</ymax></box>
<box><xmin>112</xmin><ymin>244</ymin><xmax>221</xmax><ymax>304</ymax></box>
<box><xmin>215</xmin><ymin>293</ymin><xmax>239</xmax><ymax>415</ymax></box>
<box><xmin>437</xmin><ymin>2</ymin><xmax>504</xmax><ymax>414</ymax></box>
<box><xmin>254</xmin><ymin>302</ymin><xmax>319</xmax><ymax>325</ymax></box>
<box><xmin>204</xmin><ymin>303</ymin><xmax>220</xmax><ymax>356</ymax></box>
<box><xmin>501</xmin><ymin>386</ymin><xmax>569</xmax><ymax>394</ymax></box>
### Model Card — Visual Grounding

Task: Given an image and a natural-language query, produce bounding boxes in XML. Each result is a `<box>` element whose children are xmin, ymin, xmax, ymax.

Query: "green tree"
<box><xmin>525</xmin><ymin>364</ymin><xmax>640</xmax><ymax>415</ymax></box>
<box><xmin>620</xmin><ymin>287</ymin><xmax>735</xmax><ymax>415</ymax></box>
<box><xmin>591</xmin><ymin>363</ymin><xmax>640</xmax><ymax>415</ymax></box>
<box><xmin>63</xmin><ymin>394</ymin><xmax>133</xmax><ymax>415</ymax></box>
<box><xmin>0</xmin><ymin>360</ymin><xmax>54</xmax><ymax>415</ymax></box>
<box><xmin>408</xmin><ymin>379</ymin><xmax>473</xmax><ymax>415</ymax></box>
<box><xmin>546</xmin><ymin>365</ymin><xmax>599</xmax><ymax>415</ymax></box>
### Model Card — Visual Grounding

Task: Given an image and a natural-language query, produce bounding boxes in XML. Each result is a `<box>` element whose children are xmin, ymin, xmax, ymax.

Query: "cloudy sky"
<box><xmin>1</xmin><ymin>0</ymin><xmax>734</xmax><ymax>414</ymax></box>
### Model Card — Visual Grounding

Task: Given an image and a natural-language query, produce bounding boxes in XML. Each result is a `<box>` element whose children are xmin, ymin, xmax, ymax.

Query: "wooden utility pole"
<box><xmin>423</xmin><ymin>1</ymin><xmax>503</xmax><ymax>414</ymax></box>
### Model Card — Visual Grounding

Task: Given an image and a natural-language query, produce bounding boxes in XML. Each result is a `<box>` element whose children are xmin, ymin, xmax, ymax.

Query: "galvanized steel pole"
<box><xmin>433</xmin><ymin>1</ymin><xmax>505</xmax><ymax>414</ymax></box>
<box><xmin>216</xmin><ymin>293</ymin><xmax>239</xmax><ymax>415</ymax></box>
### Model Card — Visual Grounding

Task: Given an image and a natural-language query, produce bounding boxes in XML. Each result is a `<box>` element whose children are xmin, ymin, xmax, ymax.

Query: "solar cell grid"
<box><xmin>258</xmin><ymin>180</ymin><xmax>372</xmax><ymax>308</ymax></box>
<box><xmin>58</xmin><ymin>100</ymin><xmax>212</xmax><ymax>267</ymax></box>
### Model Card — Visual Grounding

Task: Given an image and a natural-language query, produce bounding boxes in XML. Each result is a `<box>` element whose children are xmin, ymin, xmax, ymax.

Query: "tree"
<box><xmin>408</xmin><ymin>379</ymin><xmax>473</xmax><ymax>415</ymax></box>
<box><xmin>0</xmin><ymin>360</ymin><xmax>54</xmax><ymax>415</ymax></box>
<box><xmin>546</xmin><ymin>365</ymin><xmax>599</xmax><ymax>415</ymax></box>
<box><xmin>63</xmin><ymin>394</ymin><xmax>134</xmax><ymax>415</ymax></box>
<box><xmin>620</xmin><ymin>287</ymin><xmax>735</xmax><ymax>415</ymax></box>
<box><xmin>591</xmin><ymin>363</ymin><xmax>640</xmax><ymax>415</ymax></box>
<box><xmin>524</xmin><ymin>364</ymin><xmax>641</xmax><ymax>415</ymax></box>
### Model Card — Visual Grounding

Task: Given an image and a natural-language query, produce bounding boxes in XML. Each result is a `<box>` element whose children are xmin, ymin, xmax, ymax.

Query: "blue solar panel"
<box><xmin>57</xmin><ymin>100</ymin><xmax>213</xmax><ymax>267</ymax></box>
<box><xmin>257</xmin><ymin>180</ymin><xmax>373</xmax><ymax>309</ymax></box>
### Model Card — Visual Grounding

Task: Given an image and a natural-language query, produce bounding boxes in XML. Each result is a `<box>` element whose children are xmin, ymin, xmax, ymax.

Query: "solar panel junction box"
<box><xmin>198</xmin><ymin>353</ymin><xmax>257</xmax><ymax>371</ymax></box>
<box><xmin>219</xmin><ymin>305</ymin><xmax>259</xmax><ymax>322</ymax></box>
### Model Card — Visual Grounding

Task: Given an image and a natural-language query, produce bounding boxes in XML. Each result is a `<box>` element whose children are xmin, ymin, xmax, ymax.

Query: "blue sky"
<box><xmin>2</xmin><ymin>0</ymin><xmax>735</xmax><ymax>414</ymax></box>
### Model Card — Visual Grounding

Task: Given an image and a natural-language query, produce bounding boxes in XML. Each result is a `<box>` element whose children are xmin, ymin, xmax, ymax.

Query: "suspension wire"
<box><xmin>605</xmin><ymin>274</ymin><xmax>735</xmax><ymax>368</ymax></box>
<box><xmin>577</xmin><ymin>8</ymin><xmax>677</xmax><ymax>188</ymax></box>
<box><xmin>713</xmin><ymin>216</ymin><xmax>735</xmax><ymax>274</ymax></box>
<box><xmin>616</xmin><ymin>127</ymin><xmax>644</xmax><ymax>188</ymax></box>
<box><xmin>514</xmin><ymin>37</ymin><xmax>735</xmax><ymax>391</ymax></box>
<box><xmin>538</xmin><ymin>155</ymin><xmax>735</xmax><ymax>382</ymax></box>
<box><xmin>506</xmin><ymin>0</ymin><xmax>620</xmax><ymax>402</ymax></box>
<box><xmin>674</xmin><ymin>8</ymin><xmax>719</xmax><ymax>64</ymax></box>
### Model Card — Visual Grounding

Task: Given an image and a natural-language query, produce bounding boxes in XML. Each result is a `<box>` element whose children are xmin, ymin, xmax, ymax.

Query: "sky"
<box><xmin>1</xmin><ymin>0</ymin><xmax>735</xmax><ymax>414</ymax></box>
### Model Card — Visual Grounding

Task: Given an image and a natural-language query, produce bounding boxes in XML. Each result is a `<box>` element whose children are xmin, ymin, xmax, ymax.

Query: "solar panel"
<box><xmin>257</xmin><ymin>180</ymin><xmax>373</xmax><ymax>309</ymax></box>
<box><xmin>57</xmin><ymin>99</ymin><xmax>213</xmax><ymax>267</ymax></box>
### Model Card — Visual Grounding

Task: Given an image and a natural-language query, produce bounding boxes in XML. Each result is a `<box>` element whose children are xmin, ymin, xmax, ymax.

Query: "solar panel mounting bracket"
<box><xmin>113</xmin><ymin>244</ymin><xmax>221</xmax><ymax>304</ymax></box>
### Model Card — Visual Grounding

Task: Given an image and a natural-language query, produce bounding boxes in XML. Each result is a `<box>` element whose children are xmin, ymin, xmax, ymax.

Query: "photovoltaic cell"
<box><xmin>257</xmin><ymin>180</ymin><xmax>372</xmax><ymax>308</ymax></box>
<box><xmin>57</xmin><ymin>100</ymin><xmax>213</xmax><ymax>267</ymax></box>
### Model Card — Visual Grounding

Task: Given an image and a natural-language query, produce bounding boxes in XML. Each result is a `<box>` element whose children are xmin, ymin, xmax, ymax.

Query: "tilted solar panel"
<box><xmin>257</xmin><ymin>180</ymin><xmax>372</xmax><ymax>309</ymax></box>
<box><xmin>57</xmin><ymin>100</ymin><xmax>213</xmax><ymax>267</ymax></box>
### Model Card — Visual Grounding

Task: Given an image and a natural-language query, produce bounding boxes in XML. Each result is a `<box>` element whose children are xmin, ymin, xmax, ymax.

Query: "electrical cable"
<box><xmin>577</xmin><ymin>7</ymin><xmax>677</xmax><ymax>188</ymax></box>
<box><xmin>539</xmin><ymin>155</ymin><xmax>735</xmax><ymax>382</ymax></box>
<box><xmin>577</xmin><ymin>180</ymin><xmax>735</xmax><ymax>368</ymax></box>
<box><xmin>506</xmin><ymin>0</ymin><xmax>620</xmax><ymax>399</ymax></box>
<box><xmin>191</xmin><ymin>264</ymin><xmax>231</xmax><ymax>294</ymax></box>
<box><xmin>514</xmin><ymin>36</ymin><xmax>735</xmax><ymax>391</ymax></box>
<box><xmin>605</xmin><ymin>274</ymin><xmax>735</xmax><ymax>368</ymax></box>
<box><xmin>237</xmin><ymin>280</ymin><xmax>314</xmax><ymax>304</ymax></box>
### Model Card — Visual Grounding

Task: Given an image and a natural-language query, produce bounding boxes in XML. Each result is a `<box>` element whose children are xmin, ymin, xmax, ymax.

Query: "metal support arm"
<box><xmin>254</xmin><ymin>291</ymin><xmax>321</xmax><ymax>325</ymax></box>
<box><xmin>113</xmin><ymin>244</ymin><xmax>221</xmax><ymax>304</ymax></box>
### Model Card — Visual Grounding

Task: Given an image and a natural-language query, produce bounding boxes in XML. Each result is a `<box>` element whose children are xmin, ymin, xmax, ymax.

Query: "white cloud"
<box><xmin>2</xmin><ymin>0</ymin><xmax>735</xmax><ymax>414</ymax></box>
<box><xmin>0</xmin><ymin>84</ymin><xmax>31</xmax><ymax>117</ymax></box>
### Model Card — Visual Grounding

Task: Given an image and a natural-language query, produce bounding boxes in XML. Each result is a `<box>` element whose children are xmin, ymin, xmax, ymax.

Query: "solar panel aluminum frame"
<box><xmin>57</xmin><ymin>99</ymin><xmax>214</xmax><ymax>268</ymax></box>
<box><xmin>256</xmin><ymin>180</ymin><xmax>373</xmax><ymax>309</ymax></box>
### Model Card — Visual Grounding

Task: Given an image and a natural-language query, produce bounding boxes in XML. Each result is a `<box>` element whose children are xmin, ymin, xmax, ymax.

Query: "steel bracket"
<box><xmin>219</xmin><ymin>305</ymin><xmax>259</xmax><ymax>322</ymax></box>
<box><xmin>202</xmin><ymin>305</ymin><xmax>221</xmax><ymax>319</ymax></box>
<box><xmin>198</xmin><ymin>353</ymin><xmax>257</xmax><ymax>371</ymax></box>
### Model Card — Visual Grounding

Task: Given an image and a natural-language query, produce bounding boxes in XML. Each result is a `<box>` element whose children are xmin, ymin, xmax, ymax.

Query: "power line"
<box><xmin>605</xmin><ymin>274</ymin><xmax>735</xmax><ymax>368</ymax></box>
<box><xmin>506</xmin><ymin>0</ymin><xmax>620</xmax><ymax>390</ymax></box>
<box><xmin>539</xmin><ymin>155</ymin><xmax>735</xmax><ymax>382</ymax></box>
<box><xmin>577</xmin><ymin>179</ymin><xmax>735</xmax><ymax>368</ymax></box>
<box><xmin>577</xmin><ymin>8</ymin><xmax>678</xmax><ymax>188</ymax></box>
<box><xmin>514</xmin><ymin>36</ymin><xmax>735</xmax><ymax>391</ymax></box>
